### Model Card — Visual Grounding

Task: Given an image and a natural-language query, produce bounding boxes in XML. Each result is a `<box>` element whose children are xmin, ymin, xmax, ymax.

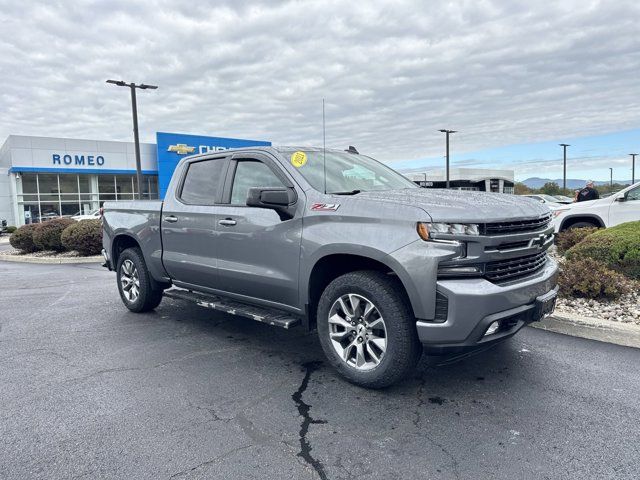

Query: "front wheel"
<box><xmin>317</xmin><ymin>271</ymin><xmax>422</xmax><ymax>388</ymax></box>
<box><xmin>116</xmin><ymin>247</ymin><xmax>163</xmax><ymax>312</ymax></box>
<box><xmin>566</xmin><ymin>221</ymin><xmax>598</xmax><ymax>230</ymax></box>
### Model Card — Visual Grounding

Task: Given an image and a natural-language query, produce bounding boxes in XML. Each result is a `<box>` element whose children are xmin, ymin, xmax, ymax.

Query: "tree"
<box><xmin>539</xmin><ymin>182</ymin><xmax>562</xmax><ymax>196</ymax></box>
<box><xmin>514</xmin><ymin>182</ymin><xmax>532</xmax><ymax>195</ymax></box>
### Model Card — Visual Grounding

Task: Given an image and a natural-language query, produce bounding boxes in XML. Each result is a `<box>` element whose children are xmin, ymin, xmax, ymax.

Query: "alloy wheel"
<box><xmin>328</xmin><ymin>293</ymin><xmax>387</xmax><ymax>371</ymax></box>
<box><xmin>120</xmin><ymin>259</ymin><xmax>140</xmax><ymax>303</ymax></box>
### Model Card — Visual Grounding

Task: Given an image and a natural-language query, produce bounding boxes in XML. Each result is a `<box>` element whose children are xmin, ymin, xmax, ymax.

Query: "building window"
<box><xmin>15</xmin><ymin>172</ymin><xmax>159</xmax><ymax>224</ymax></box>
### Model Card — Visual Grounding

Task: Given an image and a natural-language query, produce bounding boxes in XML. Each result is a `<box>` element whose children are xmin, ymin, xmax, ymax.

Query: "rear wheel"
<box><xmin>317</xmin><ymin>271</ymin><xmax>421</xmax><ymax>388</ymax></box>
<box><xmin>116</xmin><ymin>247</ymin><xmax>163</xmax><ymax>312</ymax></box>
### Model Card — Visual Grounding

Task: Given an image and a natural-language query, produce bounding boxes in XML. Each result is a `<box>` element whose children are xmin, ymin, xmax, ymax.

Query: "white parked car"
<box><xmin>522</xmin><ymin>194</ymin><xmax>565</xmax><ymax>205</ymax></box>
<box><xmin>71</xmin><ymin>209</ymin><xmax>101</xmax><ymax>221</ymax></box>
<box><xmin>551</xmin><ymin>182</ymin><xmax>640</xmax><ymax>232</ymax></box>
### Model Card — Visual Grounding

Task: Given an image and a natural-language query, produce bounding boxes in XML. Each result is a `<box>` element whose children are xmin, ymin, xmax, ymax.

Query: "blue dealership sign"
<box><xmin>156</xmin><ymin>132</ymin><xmax>271</xmax><ymax>198</ymax></box>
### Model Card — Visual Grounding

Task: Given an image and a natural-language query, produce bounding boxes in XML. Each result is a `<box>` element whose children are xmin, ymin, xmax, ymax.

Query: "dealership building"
<box><xmin>403</xmin><ymin>167</ymin><xmax>515</xmax><ymax>193</ymax></box>
<box><xmin>0</xmin><ymin>132</ymin><xmax>270</xmax><ymax>226</ymax></box>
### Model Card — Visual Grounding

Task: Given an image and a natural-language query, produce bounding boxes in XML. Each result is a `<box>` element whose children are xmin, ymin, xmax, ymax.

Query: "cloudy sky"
<box><xmin>1</xmin><ymin>0</ymin><xmax>639</xmax><ymax>181</ymax></box>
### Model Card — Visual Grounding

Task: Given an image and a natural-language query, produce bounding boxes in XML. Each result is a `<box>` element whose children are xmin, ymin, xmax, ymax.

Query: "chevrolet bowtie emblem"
<box><xmin>167</xmin><ymin>144</ymin><xmax>196</xmax><ymax>155</ymax></box>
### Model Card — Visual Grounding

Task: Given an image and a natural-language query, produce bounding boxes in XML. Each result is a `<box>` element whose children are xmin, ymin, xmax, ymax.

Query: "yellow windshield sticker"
<box><xmin>291</xmin><ymin>151</ymin><xmax>307</xmax><ymax>168</ymax></box>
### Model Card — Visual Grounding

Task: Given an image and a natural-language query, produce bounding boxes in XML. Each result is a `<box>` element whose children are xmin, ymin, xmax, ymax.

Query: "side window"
<box><xmin>180</xmin><ymin>159</ymin><xmax>226</xmax><ymax>205</ymax></box>
<box><xmin>230</xmin><ymin>160</ymin><xmax>285</xmax><ymax>205</ymax></box>
<box><xmin>626</xmin><ymin>186</ymin><xmax>640</xmax><ymax>201</ymax></box>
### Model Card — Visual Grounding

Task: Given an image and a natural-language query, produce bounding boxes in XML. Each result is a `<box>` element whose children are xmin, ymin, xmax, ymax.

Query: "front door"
<box><xmin>161</xmin><ymin>156</ymin><xmax>228</xmax><ymax>287</ymax></box>
<box><xmin>213</xmin><ymin>155</ymin><xmax>303</xmax><ymax>309</ymax></box>
<box><xmin>610</xmin><ymin>185</ymin><xmax>640</xmax><ymax>226</ymax></box>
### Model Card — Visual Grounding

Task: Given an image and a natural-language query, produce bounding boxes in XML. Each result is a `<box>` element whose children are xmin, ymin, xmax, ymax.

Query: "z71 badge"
<box><xmin>311</xmin><ymin>203</ymin><xmax>340</xmax><ymax>212</ymax></box>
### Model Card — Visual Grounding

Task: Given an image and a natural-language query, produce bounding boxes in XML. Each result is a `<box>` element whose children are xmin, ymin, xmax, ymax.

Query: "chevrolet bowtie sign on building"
<box><xmin>166</xmin><ymin>144</ymin><xmax>196</xmax><ymax>155</ymax></box>
<box><xmin>156</xmin><ymin>132</ymin><xmax>271</xmax><ymax>198</ymax></box>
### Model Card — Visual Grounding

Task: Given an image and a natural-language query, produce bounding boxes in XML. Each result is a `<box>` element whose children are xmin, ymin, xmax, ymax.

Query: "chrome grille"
<box><xmin>485</xmin><ymin>251</ymin><xmax>547</xmax><ymax>282</ymax></box>
<box><xmin>483</xmin><ymin>214</ymin><xmax>552</xmax><ymax>235</ymax></box>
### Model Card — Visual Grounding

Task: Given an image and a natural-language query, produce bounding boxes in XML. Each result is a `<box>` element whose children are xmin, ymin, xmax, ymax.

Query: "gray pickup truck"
<box><xmin>102</xmin><ymin>146</ymin><xmax>558</xmax><ymax>387</ymax></box>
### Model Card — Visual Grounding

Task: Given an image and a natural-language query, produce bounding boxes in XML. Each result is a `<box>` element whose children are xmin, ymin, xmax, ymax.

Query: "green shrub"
<box><xmin>9</xmin><ymin>224</ymin><xmax>40</xmax><ymax>252</ymax></box>
<box><xmin>555</xmin><ymin>226</ymin><xmax>599</xmax><ymax>255</ymax></box>
<box><xmin>566</xmin><ymin>221</ymin><xmax>640</xmax><ymax>279</ymax></box>
<box><xmin>61</xmin><ymin>219</ymin><xmax>103</xmax><ymax>256</ymax></box>
<box><xmin>32</xmin><ymin>218</ymin><xmax>75</xmax><ymax>251</ymax></box>
<box><xmin>5</xmin><ymin>226</ymin><xmax>17</xmax><ymax>234</ymax></box>
<box><xmin>559</xmin><ymin>257</ymin><xmax>633</xmax><ymax>299</ymax></box>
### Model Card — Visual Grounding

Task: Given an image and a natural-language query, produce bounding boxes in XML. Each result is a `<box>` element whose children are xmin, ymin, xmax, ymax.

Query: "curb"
<box><xmin>0</xmin><ymin>254</ymin><xmax>102</xmax><ymax>265</ymax></box>
<box><xmin>531</xmin><ymin>314</ymin><xmax>640</xmax><ymax>349</ymax></box>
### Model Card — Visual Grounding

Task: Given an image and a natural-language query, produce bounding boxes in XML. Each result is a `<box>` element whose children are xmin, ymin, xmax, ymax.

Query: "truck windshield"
<box><xmin>279</xmin><ymin>148</ymin><xmax>418</xmax><ymax>194</ymax></box>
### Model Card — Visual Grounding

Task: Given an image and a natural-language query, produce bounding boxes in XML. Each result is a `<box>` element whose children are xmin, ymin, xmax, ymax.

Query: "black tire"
<box><xmin>317</xmin><ymin>270</ymin><xmax>422</xmax><ymax>388</ymax></box>
<box><xmin>566</xmin><ymin>221</ymin><xmax>598</xmax><ymax>231</ymax></box>
<box><xmin>116</xmin><ymin>247</ymin><xmax>163</xmax><ymax>312</ymax></box>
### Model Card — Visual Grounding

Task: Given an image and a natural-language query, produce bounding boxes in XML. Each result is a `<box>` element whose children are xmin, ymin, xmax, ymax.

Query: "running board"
<box><xmin>163</xmin><ymin>288</ymin><xmax>301</xmax><ymax>329</ymax></box>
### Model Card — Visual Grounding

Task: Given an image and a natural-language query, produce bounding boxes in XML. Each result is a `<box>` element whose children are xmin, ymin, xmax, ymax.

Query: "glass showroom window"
<box><xmin>116</xmin><ymin>175</ymin><xmax>135</xmax><ymax>200</ymax></box>
<box><xmin>17</xmin><ymin>173</ymin><xmax>40</xmax><ymax>224</ymax></box>
<box><xmin>59</xmin><ymin>174</ymin><xmax>81</xmax><ymax>217</ymax></box>
<box><xmin>98</xmin><ymin>175</ymin><xmax>116</xmax><ymax>205</ymax></box>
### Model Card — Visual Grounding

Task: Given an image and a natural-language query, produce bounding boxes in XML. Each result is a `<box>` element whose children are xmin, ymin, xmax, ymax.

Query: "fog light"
<box><xmin>484</xmin><ymin>321</ymin><xmax>500</xmax><ymax>336</ymax></box>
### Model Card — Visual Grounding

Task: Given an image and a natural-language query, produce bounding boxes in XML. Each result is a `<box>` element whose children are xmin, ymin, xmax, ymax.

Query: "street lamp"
<box><xmin>629</xmin><ymin>154</ymin><xmax>637</xmax><ymax>184</ymax></box>
<box><xmin>438</xmin><ymin>129</ymin><xmax>456</xmax><ymax>188</ymax></box>
<box><xmin>609</xmin><ymin>167</ymin><xmax>613</xmax><ymax>189</ymax></box>
<box><xmin>106</xmin><ymin>80</ymin><xmax>158</xmax><ymax>199</ymax></box>
<box><xmin>559</xmin><ymin>144</ymin><xmax>570</xmax><ymax>191</ymax></box>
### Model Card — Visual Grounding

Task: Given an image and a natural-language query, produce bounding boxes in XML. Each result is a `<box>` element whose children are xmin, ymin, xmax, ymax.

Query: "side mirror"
<box><xmin>246</xmin><ymin>187</ymin><xmax>297</xmax><ymax>220</ymax></box>
<box><xmin>615</xmin><ymin>195</ymin><xmax>627</xmax><ymax>202</ymax></box>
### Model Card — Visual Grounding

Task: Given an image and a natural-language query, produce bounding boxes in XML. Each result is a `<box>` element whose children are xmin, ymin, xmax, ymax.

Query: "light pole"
<box><xmin>609</xmin><ymin>167</ymin><xmax>613</xmax><ymax>189</ymax></box>
<box><xmin>559</xmin><ymin>144</ymin><xmax>570</xmax><ymax>191</ymax></box>
<box><xmin>630</xmin><ymin>154</ymin><xmax>637</xmax><ymax>184</ymax></box>
<box><xmin>438</xmin><ymin>129</ymin><xmax>456</xmax><ymax>188</ymax></box>
<box><xmin>106</xmin><ymin>80</ymin><xmax>158</xmax><ymax>199</ymax></box>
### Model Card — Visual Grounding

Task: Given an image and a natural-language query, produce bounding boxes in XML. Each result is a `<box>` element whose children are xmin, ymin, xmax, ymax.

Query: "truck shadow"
<box><xmin>153</xmin><ymin>295</ymin><xmax>536</xmax><ymax>396</ymax></box>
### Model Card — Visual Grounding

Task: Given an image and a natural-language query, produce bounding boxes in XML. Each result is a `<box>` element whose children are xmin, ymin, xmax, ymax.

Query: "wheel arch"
<box><xmin>111</xmin><ymin>233</ymin><xmax>141</xmax><ymax>268</ymax></box>
<box><xmin>559</xmin><ymin>214</ymin><xmax>605</xmax><ymax>231</ymax></box>
<box><xmin>304</xmin><ymin>249</ymin><xmax>417</xmax><ymax>329</ymax></box>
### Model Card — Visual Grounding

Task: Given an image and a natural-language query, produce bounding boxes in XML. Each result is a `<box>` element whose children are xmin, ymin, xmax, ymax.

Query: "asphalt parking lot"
<box><xmin>1</xmin><ymin>261</ymin><xmax>639</xmax><ymax>479</ymax></box>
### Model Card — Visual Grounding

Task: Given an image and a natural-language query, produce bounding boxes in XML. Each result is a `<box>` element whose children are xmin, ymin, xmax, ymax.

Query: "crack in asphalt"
<box><xmin>292</xmin><ymin>361</ymin><xmax>328</xmax><ymax>480</ymax></box>
<box><xmin>168</xmin><ymin>444</ymin><xmax>253</xmax><ymax>479</ymax></box>
<box><xmin>413</xmin><ymin>376</ymin><xmax>426</xmax><ymax>427</ymax></box>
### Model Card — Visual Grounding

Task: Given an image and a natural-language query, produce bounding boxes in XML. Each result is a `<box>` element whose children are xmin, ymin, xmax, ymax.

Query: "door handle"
<box><xmin>218</xmin><ymin>218</ymin><xmax>237</xmax><ymax>226</ymax></box>
<box><xmin>164</xmin><ymin>215</ymin><xmax>178</xmax><ymax>223</ymax></box>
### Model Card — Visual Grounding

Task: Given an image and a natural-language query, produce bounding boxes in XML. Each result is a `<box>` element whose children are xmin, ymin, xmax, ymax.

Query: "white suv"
<box><xmin>552</xmin><ymin>182</ymin><xmax>640</xmax><ymax>232</ymax></box>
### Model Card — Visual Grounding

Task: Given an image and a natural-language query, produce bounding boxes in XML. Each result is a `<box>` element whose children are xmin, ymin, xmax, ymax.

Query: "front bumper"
<box><xmin>416</xmin><ymin>258</ymin><xmax>558</xmax><ymax>353</ymax></box>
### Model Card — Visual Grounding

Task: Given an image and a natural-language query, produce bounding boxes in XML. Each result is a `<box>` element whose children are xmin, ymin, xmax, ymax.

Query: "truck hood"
<box><xmin>352</xmin><ymin>188</ymin><xmax>549</xmax><ymax>222</ymax></box>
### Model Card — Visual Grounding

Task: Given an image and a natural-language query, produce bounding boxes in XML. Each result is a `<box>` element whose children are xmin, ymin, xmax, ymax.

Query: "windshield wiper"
<box><xmin>330</xmin><ymin>190</ymin><xmax>362</xmax><ymax>195</ymax></box>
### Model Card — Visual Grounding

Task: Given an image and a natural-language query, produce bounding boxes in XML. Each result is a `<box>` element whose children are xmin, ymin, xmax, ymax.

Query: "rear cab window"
<box><xmin>179</xmin><ymin>158</ymin><xmax>227</xmax><ymax>205</ymax></box>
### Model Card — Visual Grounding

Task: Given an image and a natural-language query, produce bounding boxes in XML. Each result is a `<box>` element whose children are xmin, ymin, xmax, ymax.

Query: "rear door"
<box><xmin>213</xmin><ymin>152</ymin><xmax>304</xmax><ymax>309</ymax></box>
<box><xmin>161</xmin><ymin>155</ymin><xmax>228</xmax><ymax>287</ymax></box>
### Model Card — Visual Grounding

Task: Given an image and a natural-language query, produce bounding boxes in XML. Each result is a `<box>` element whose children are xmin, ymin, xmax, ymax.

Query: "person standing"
<box><xmin>577</xmin><ymin>180</ymin><xmax>600</xmax><ymax>202</ymax></box>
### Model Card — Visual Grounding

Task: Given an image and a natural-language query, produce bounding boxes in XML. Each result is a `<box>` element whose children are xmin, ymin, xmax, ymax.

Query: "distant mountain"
<box><xmin>520</xmin><ymin>177</ymin><xmax>632</xmax><ymax>189</ymax></box>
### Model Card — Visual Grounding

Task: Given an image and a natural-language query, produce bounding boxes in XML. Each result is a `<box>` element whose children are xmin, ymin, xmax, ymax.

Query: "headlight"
<box><xmin>417</xmin><ymin>222</ymin><xmax>480</xmax><ymax>240</ymax></box>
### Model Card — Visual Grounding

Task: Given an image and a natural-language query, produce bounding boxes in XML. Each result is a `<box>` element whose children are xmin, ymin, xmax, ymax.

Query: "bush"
<box><xmin>9</xmin><ymin>224</ymin><xmax>40</xmax><ymax>252</ymax></box>
<box><xmin>5</xmin><ymin>226</ymin><xmax>17</xmax><ymax>234</ymax></box>
<box><xmin>32</xmin><ymin>218</ymin><xmax>75</xmax><ymax>251</ymax></box>
<box><xmin>61</xmin><ymin>219</ymin><xmax>103</xmax><ymax>256</ymax></box>
<box><xmin>555</xmin><ymin>226</ymin><xmax>599</xmax><ymax>255</ymax></box>
<box><xmin>559</xmin><ymin>257</ymin><xmax>633</xmax><ymax>300</ymax></box>
<box><xmin>566</xmin><ymin>221</ymin><xmax>640</xmax><ymax>279</ymax></box>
